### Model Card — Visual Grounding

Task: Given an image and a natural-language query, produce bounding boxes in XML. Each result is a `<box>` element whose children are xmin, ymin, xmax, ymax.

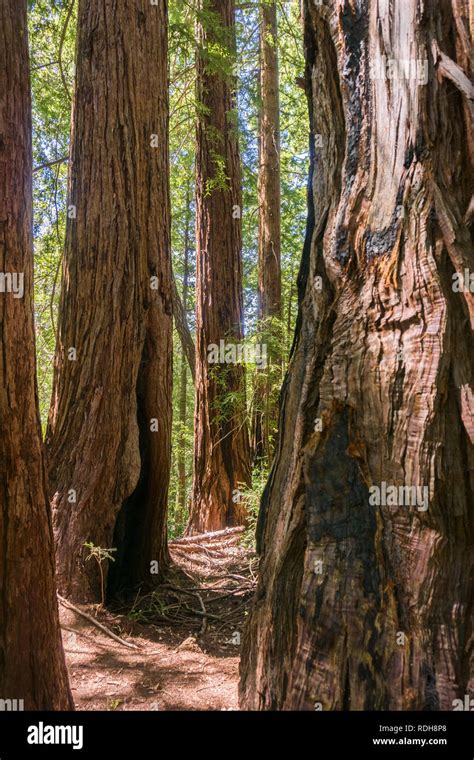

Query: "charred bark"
<box><xmin>240</xmin><ymin>0</ymin><xmax>474</xmax><ymax>710</ymax></box>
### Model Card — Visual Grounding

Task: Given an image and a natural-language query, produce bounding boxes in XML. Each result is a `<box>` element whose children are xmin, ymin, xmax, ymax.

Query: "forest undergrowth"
<box><xmin>60</xmin><ymin>528</ymin><xmax>257</xmax><ymax>710</ymax></box>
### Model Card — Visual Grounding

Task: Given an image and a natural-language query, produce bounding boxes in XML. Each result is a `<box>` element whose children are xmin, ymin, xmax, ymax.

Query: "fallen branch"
<box><xmin>60</xmin><ymin>623</ymin><xmax>97</xmax><ymax>642</ymax></box>
<box><xmin>57</xmin><ymin>594</ymin><xmax>140</xmax><ymax>650</ymax></box>
<box><xmin>171</xmin><ymin>526</ymin><xmax>245</xmax><ymax>545</ymax></box>
<box><xmin>171</xmin><ymin>540</ymin><xmax>234</xmax><ymax>556</ymax></box>
<box><xmin>196</xmin><ymin>592</ymin><xmax>207</xmax><ymax>635</ymax></box>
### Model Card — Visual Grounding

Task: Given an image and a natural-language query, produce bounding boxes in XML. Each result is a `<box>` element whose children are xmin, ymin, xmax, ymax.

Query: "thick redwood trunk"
<box><xmin>46</xmin><ymin>0</ymin><xmax>172</xmax><ymax>603</ymax></box>
<box><xmin>188</xmin><ymin>0</ymin><xmax>251</xmax><ymax>534</ymax></box>
<box><xmin>240</xmin><ymin>0</ymin><xmax>473</xmax><ymax>710</ymax></box>
<box><xmin>0</xmin><ymin>0</ymin><xmax>73</xmax><ymax>709</ymax></box>
<box><xmin>253</xmin><ymin>0</ymin><xmax>282</xmax><ymax>465</ymax></box>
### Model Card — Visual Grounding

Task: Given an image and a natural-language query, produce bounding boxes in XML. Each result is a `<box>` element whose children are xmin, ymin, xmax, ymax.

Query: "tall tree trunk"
<box><xmin>46</xmin><ymin>0</ymin><xmax>172</xmax><ymax>603</ymax></box>
<box><xmin>253</xmin><ymin>0</ymin><xmax>282</xmax><ymax>466</ymax></box>
<box><xmin>258</xmin><ymin>0</ymin><xmax>281</xmax><ymax>321</ymax></box>
<box><xmin>172</xmin><ymin>272</ymin><xmax>195</xmax><ymax>382</ymax></box>
<box><xmin>188</xmin><ymin>0</ymin><xmax>251</xmax><ymax>534</ymax></box>
<box><xmin>177</xmin><ymin>187</ymin><xmax>192</xmax><ymax>517</ymax></box>
<box><xmin>240</xmin><ymin>0</ymin><xmax>474</xmax><ymax>710</ymax></box>
<box><xmin>0</xmin><ymin>0</ymin><xmax>73</xmax><ymax>709</ymax></box>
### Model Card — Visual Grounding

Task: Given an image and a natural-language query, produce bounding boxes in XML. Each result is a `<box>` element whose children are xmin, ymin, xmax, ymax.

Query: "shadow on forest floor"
<box><xmin>61</xmin><ymin>527</ymin><xmax>257</xmax><ymax>711</ymax></box>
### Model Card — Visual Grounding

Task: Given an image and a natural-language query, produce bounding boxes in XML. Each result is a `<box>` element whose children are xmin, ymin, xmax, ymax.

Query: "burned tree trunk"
<box><xmin>0</xmin><ymin>0</ymin><xmax>73</xmax><ymax>709</ymax></box>
<box><xmin>240</xmin><ymin>0</ymin><xmax>473</xmax><ymax>710</ymax></box>
<box><xmin>253</xmin><ymin>0</ymin><xmax>282</xmax><ymax>465</ymax></box>
<box><xmin>188</xmin><ymin>0</ymin><xmax>251</xmax><ymax>534</ymax></box>
<box><xmin>46</xmin><ymin>0</ymin><xmax>172</xmax><ymax>603</ymax></box>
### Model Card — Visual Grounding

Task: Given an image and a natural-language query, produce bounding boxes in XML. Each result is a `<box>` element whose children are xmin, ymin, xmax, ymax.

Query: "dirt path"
<box><xmin>60</xmin><ymin>528</ymin><xmax>257</xmax><ymax>711</ymax></box>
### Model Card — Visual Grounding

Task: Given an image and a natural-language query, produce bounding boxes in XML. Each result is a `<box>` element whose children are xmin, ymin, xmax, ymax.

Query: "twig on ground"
<box><xmin>196</xmin><ymin>678</ymin><xmax>231</xmax><ymax>693</ymax></box>
<box><xmin>58</xmin><ymin>594</ymin><xmax>140</xmax><ymax>650</ymax></box>
<box><xmin>196</xmin><ymin>592</ymin><xmax>207</xmax><ymax>635</ymax></box>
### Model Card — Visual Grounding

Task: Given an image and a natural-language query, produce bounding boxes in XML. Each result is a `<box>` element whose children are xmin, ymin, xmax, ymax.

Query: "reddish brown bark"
<box><xmin>240</xmin><ymin>0</ymin><xmax>473</xmax><ymax>710</ymax></box>
<box><xmin>188</xmin><ymin>0</ymin><xmax>251</xmax><ymax>534</ymax></box>
<box><xmin>253</xmin><ymin>0</ymin><xmax>282</xmax><ymax>465</ymax></box>
<box><xmin>0</xmin><ymin>0</ymin><xmax>73</xmax><ymax>709</ymax></box>
<box><xmin>258</xmin><ymin>0</ymin><xmax>281</xmax><ymax>322</ymax></box>
<box><xmin>46</xmin><ymin>0</ymin><xmax>172</xmax><ymax>603</ymax></box>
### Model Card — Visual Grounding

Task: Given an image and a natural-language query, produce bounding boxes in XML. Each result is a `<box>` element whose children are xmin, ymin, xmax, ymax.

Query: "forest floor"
<box><xmin>59</xmin><ymin>527</ymin><xmax>257</xmax><ymax>711</ymax></box>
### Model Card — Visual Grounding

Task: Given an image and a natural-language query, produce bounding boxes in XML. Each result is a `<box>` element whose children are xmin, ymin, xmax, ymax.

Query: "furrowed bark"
<box><xmin>46</xmin><ymin>0</ymin><xmax>172</xmax><ymax>603</ymax></box>
<box><xmin>257</xmin><ymin>0</ymin><xmax>281</xmax><ymax>322</ymax></box>
<box><xmin>0</xmin><ymin>0</ymin><xmax>73</xmax><ymax>709</ymax></box>
<box><xmin>188</xmin><ymin>0</ymin><xmax>251</xmax><ymax>534</ymax></box>
<box><xmin>240</xmin><ymin>0</ymin><xmax>474</xmax><ymax>710</ymax></box>
<box><xmin>253</xmin><ymin>0</ymin><xmax>283</xmax><ymax>465</ymax></box>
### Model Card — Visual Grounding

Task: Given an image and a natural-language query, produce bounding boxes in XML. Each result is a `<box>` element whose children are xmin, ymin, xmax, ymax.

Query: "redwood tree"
<box><xmin>0</xmin><ymin>0</ymin><xmax>73</xmax><ymax>709</ymax></box>
<box><xmin>188</xmin><ymin>0</ymin><xmax>251</xmax><ymax>534</ymax></box>
<box><xmin>46</xmin><ymin>0</ymin><xmax>172</xmax><ymax>602</ymax></box>
<box><xmin>240</xmin><ymin>0</ymin><xmax>473</xmax><ymax>710</ymax></box>
<box><xmin>253</xmin><ymin>0</ymin><xmax>282</xmax><ymax>464</ymax></box>
<box><xmin>176</xmin><ymin>186</ymin><xmax>193</xmax><ymax>518</ymax></box>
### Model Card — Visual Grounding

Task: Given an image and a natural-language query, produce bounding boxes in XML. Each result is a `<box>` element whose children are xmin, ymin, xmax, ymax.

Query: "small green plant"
<box><xmin>205</xmin><ymin>150</ymin><xmax>231</xmax><ymax>196</ymax></box>
<box><xmin>127</xmin><ymin>591</ymin><xmax>174</xmax><ymax>625</ymax></box>
<box><xmin>126</xmin><ymin>608</ymin><xmax>149</xmax><ymax>624</ymax></box>
<box><xmin>239</xmin><ymin>470</ymin><xmax>269</xmax><ymax>549</ymax></box>
<box><xmin>83</xmin><ymin>542</ymin><xmax>117</xmax><ymax>607</ymax></box>
<box><xmin>108</xmin><ymin>698</ymin><xmax>122</xmax><ymax>711</ymax></box>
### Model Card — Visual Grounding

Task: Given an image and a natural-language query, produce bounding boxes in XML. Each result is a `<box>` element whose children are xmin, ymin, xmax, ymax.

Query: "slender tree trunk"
<box><xmin>177</xmin><ymin>188</ymin><xmax>192</xmax><ymax>517</ymax></box>
<box><xmin>286</xmin><ymin>274</ymin><xmax>293</xmax><ymax>350</ymax></box>
<box><xmin>188</xmin><ymin>0</ymin><xmax>251</xmax><ymax>534</ymax></box>
<box><xmin>257</xmin><ymin>0</ymin><xmax>281</xmax><ymax>322</ymax></box>
<box><xmin>46</xmin><ymin>0</ymin><xmax>172</xmax><ymax>603</ymax></box>
<box><xmin>172</xmin><ymin>187</ymin><xmax>195</xmax><ymax>383</ymax></box>
<box><xmin>253</xmin><ymin>0</ymin><xmax>282</xmax><ymax>466</ymax></box>
<box><xmin>172</xmin><ymin>273</ymin><xmax>195</xmax><ymax>382</ymax></box>
<box><xmin>0</xmin><ymin>0</ymin><xmax>73</xmax><ymax>709</ymax></box>
<box><xmin>240</xmin><ymin>0</ymin><xmax>474</xmax><ymax>710</ymax></box>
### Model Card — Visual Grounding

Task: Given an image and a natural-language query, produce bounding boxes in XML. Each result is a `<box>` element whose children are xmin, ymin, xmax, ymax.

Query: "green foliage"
<box><xmin>126</xmin><ymin>591</ymin><xmax>175</xmax><ymax>624</ymax></box>
<box><xmin>196</xmin><ymin>4</ymin><xmax>237</xmax><ymax>81</ymax></box>
<box><xmin>240</xmin><ymin>469</ymin><xmax>269</xmax><ymax>549</ymax></box>
<box><xmin>167</xmin><ymin>0</ymin><xmax>196</xmax><ymax>539</ymax></box>
<box><xmin>205</xmin><ymin>149</ymin><xmax>231</xmax><ymax>195</ymax></box>
<box><xmin>29</xmin><ymin>0</ymin><xmax>76</xmax><ymax>426</ymax></box>
<box><xmin>29</xmin><ymin>0</ymin><xmax>308</xmax><ymax>542</ymax></box>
